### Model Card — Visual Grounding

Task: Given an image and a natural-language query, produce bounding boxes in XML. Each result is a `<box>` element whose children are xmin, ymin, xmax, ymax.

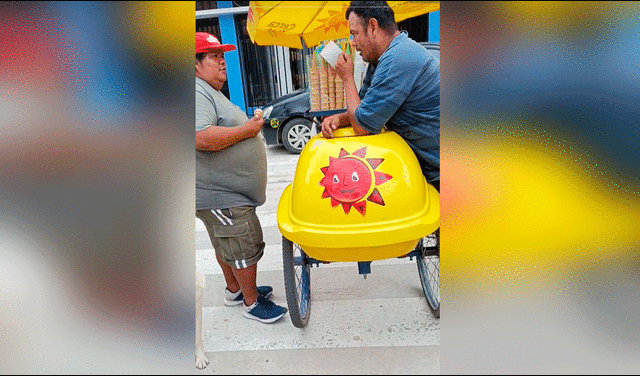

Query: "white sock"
<box><xmin>244</xmin><ymin>300</ymin><xmax>258</xmax><ymax>312</ymax></box>
<box><xmin>225</xmin><ymin>288</ymin><xmax>241</xmax><ymax>300</ymax></box>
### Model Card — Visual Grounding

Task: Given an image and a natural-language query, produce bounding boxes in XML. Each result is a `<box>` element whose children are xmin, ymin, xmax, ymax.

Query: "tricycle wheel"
<box><xmin>282</xmin><ymin>236</ymin><xmax>311</xmax><ymax>327</ymax></box>
<box><xmin>416</xmin><ymin>229</ymin><xmax>440</xmax><ymax>318</ymax></box>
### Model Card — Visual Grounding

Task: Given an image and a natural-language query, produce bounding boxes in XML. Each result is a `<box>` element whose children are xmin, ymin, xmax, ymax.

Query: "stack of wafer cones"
<box><xmin>335</xmin><ymin>69</ymin><xmax>344</xmax><ymax>108</ymax></box>
<box><xmin>307</xmin><ymin>38</ymin><xmax>351</xmax><ymax>112</ymax></box>
<box><xmin>308</xmin><ymin>52</ymin><xmax>321</xmax><ymax>111</ymax></box>
<box><xmin>320</xmin><ymin>57</ymin><xmax>330</xmax><ymax>110</ymax></box>
<box><xmin>328</xmin><ymin>64</ymin><xmax>337</xmax><ymax>109</ymax></box>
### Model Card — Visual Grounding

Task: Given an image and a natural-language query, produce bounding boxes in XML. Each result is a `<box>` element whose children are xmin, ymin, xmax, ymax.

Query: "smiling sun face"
<box><xmin>319</xmin><ymin>147</ymin><xmax>392</xmax><ymax>216</ymax></box>
<box><xmin>315</xmin><ymin>7</ymin><xmax>348</xmax><ymax>33</ymax></box>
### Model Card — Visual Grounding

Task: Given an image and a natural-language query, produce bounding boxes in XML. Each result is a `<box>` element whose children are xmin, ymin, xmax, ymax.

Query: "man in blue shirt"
<box><xmin>321</xmin><ymin>1</ymin><xmax>440</xmax><ymax>191</ymax></box>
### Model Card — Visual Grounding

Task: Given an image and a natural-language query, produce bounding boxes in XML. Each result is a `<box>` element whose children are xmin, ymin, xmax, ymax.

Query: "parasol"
<box><xmin>247</xmin><ymin>1</ymin><xmax>440</xmax><ymax>49</ymax></box>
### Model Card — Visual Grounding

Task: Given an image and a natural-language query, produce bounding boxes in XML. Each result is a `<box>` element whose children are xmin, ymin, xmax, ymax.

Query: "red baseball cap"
<box><xmin>196</xmin><ymin>32</ymin><xmax>236</xmax><ymax>54</ymax></box>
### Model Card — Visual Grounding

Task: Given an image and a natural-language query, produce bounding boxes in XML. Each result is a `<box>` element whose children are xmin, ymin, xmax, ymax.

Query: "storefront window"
<box><xmin>234</xmin><ymin>14</ymin><xmax>304</xmax><ymax>109</ymax></box>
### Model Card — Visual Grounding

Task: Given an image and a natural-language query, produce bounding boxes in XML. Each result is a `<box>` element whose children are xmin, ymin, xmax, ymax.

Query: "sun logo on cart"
<box><xmin>319</xmin><ymin>147</ymin><xmax>393</xmax><ymax>216</ymax></box>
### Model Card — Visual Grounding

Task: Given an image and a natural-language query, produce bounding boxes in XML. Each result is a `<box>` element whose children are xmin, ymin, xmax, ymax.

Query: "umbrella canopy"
<box><xmin>247</xmin><ymin>1</ymin><xmax>440</xmax><ymax>49</ymax></box>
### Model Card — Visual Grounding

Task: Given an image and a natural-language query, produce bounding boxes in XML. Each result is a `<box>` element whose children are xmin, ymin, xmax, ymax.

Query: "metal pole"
<box><xmin>196</xmin><ymin>7</ymin><xmax>249</xmax><ymax>19</ymax></box>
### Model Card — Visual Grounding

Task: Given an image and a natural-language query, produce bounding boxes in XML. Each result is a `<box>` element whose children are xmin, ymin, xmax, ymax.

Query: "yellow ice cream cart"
<box><xmin>247</xmin><ymin>1</ymin><xmax>441</xmax><ymax>327</ymax></box>
<box><xmin>277</xmin><ymin>127</ymin><xmax>440</xmax><ymax>327</ymax></box>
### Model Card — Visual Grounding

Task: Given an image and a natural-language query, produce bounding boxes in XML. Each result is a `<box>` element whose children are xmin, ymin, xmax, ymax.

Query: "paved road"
<box><xmin>195</xmin><ymin>144</ymin><xmax>439</xmax><ymax>375</ymax></box>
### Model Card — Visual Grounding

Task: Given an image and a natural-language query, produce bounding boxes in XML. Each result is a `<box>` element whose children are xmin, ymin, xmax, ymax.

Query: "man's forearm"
<box><xmin>195</xmin><ymin>124</ymin><xmax>254</xmax><ymax>152</ymax></box>
<box><xmin>343</xmin><ymin>77</ymin><xmax>369</xmax><ymax>136</ymax></box>
<box><xmin>334</xmin><ymin>111</ymin><xmax>352</xmax><ymax>127</ymax></box>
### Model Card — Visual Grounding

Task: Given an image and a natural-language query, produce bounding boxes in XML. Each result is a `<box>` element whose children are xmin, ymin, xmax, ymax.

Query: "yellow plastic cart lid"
<box><xmin>277</xmin><ymin>128</ymin><xmax>439</xmax><ymax>262</ymax></box>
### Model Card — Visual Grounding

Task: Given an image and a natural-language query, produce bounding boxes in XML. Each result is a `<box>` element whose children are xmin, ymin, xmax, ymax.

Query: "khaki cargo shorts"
<box><xmin>196</xmin><ymin>206</ymin><xmax>265</xmax><ymax>269</ymax></box>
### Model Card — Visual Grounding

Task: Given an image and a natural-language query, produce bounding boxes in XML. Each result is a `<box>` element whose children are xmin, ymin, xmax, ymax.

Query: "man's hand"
<box><xmin>335</xmin><ymin>52</ymin><xmax>354</xmax><ymax>82</ymax></box>
<box><xmin>321</xmin><ymin>115</ymin><xmax>341</xmax><ymax>139</ymax></box>
<box><xmin>245</xmin><ymin>115</ymin><xmax>264</xmax><ymax>138</ymax></box>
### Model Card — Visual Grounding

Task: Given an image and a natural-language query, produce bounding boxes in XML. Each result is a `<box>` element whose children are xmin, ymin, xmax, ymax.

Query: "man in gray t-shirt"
<box><xmin>195</xmin><ymin>32</ymin><xmax>287</xmax><ymax>328</ymax></box>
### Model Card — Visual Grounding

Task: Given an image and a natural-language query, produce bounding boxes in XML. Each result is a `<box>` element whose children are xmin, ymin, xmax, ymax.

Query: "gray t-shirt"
<box><xmin>195</xmin><ymin>76</ymin><xmax>267</xmax><ymax>210</ymax></box>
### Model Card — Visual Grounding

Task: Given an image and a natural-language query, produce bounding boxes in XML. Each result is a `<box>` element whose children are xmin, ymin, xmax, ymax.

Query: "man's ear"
<box><xmin>368</xmin><ymin>17</ymin><xmax>379</xmax><ymax>36</ymax></box>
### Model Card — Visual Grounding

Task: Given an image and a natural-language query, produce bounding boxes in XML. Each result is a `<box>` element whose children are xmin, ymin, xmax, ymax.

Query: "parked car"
<box><xmin>261</xmin><ymin>42</ymin><xmax>439</xmax><ymax>154</ymax></box>
<box><xmin>261</xmin><ymin>88</ymin><xmax>315</xmax><ymax>154</ymax></box>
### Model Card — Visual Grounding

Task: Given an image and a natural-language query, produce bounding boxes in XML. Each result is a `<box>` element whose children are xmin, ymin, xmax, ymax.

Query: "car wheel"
<box><xmin>282</xmin><ymin>118</ymin><xmax>313</xmax><ymax>154</ymax></box>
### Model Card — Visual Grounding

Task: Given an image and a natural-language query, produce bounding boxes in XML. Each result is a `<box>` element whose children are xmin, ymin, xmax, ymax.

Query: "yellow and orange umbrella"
<box><xmin>247</xmin><ymin>1</ymin><xmax>439</xmax><ymax>49</ymax></box>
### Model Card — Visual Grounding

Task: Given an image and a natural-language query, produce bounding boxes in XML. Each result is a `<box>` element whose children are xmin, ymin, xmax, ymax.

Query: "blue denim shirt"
<box><xmin>355</xmin><ymin>32</ymin><xmax>440</xmax><ymax>183</ymax></box>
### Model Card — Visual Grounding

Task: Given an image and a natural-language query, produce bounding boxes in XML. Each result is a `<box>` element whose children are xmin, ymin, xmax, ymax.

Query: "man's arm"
<box><xmin>341</xmin><ymin>66</ymin><xmax>369</xmax><ymax>136</ymax></box>
<box><xmin>321</xmin><ymin>111</ymin><xmax>350</xmax><ymax>138</ymax></box>
<box><xmin>196</xmin><ymin>116</ymin><xmax>264</xmax><ymax>152</ymax></box>
<box><xmin>322</xmin><ymin>53</ymin><xmax>371</xmax><ymax>138</ymax></box>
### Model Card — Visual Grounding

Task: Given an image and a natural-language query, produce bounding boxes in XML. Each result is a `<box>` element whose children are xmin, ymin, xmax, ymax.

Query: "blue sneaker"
<box><xmin>243</xmin><ymin>295</ymin><xmax>288</xmax><ymax>324</ymax></box>
<box><xmin>224</xmin><ymin>286</ymin><xmax>273</xmax><ymax>307</ymax></box>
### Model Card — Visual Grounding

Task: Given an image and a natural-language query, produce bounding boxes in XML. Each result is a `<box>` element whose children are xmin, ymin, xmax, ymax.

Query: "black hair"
<box><xmin>346</xmin><ymin>1</ymin><xmax>398</xmax><ymax>34</ymax></box>
<box><xmin>196</xmin><ymin>52</ymin><xmax>207</xmax><ymax>63</ymax></box>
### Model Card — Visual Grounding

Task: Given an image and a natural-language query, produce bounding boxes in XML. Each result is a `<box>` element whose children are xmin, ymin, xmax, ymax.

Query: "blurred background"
<box><xmin>0</xmin><ymin>2</ymin><xmax>195</xmax><ymax>373</ymax></box>
<box><xmin>1</xmin><ymin>1</ymin><xmax>640</xmax><ymax>373</ymax></box>
<box><xmin>440</xmin><ymin>1</ymin><xmax>640</xmax><ymax>373</ymax></box>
